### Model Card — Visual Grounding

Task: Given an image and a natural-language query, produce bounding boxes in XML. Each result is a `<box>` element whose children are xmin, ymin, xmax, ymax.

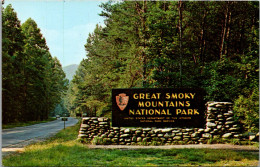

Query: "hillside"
<box><xmin>62</xmin><ymin>64</ymin><xmax>78</xmax><ymax>81</ymax></box>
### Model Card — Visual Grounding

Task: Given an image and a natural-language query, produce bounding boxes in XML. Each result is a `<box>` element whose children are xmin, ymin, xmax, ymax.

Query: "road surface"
<box><xmin>2</xmin><ymin>117</ymin><xmax>78</xmax><ymax>148</ymax></box>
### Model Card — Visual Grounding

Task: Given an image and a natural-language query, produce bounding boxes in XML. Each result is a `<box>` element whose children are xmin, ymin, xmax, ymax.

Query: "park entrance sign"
<box><xmin>112</xmin><ymin>88</ymin><xmax>205</xmax><ymax>128</ymax></box>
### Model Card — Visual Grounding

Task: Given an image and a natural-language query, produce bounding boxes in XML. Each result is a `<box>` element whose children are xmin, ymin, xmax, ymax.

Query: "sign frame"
<box><xmin>112</xmin><ymin>88</ymin><xmax>206</xmax><ymax>128</ymax></box>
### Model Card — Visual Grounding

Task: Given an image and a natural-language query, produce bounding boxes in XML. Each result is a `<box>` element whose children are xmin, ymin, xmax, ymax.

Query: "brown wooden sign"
<box><xmin>112</xmin><ymin>88</ymin><xmax>206</xmax><ymax>128</ymax></box>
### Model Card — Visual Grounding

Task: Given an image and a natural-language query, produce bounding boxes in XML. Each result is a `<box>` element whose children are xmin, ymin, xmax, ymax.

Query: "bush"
<box><xmin>233</xmin><ymin>88</ymin><xmax>259</xmax><ymax>133</ymax></box>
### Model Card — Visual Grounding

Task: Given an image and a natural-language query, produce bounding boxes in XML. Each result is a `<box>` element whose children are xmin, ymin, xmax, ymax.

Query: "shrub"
<box><xmin>233</xmin><ymin>88</ymin><xmax>259</xmax><ymax>133</ymax></box>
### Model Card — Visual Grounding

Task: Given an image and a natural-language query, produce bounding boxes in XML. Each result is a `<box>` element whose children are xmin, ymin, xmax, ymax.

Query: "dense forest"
<box><xmin>65</xmin><ymin>1</ymin><xmax>259</xmax><ymax>132</ymax></box>
<box><xmin>2</xmin><ymin>5</ymin><xmax>68</xmax><ymax>123</ymax></box>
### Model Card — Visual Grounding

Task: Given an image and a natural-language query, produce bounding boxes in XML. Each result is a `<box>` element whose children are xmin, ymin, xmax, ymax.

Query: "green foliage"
<box><xmin>3</xmin><ymin>145</ymin><xmax>258</xmax><ymax>166</ymax></box>
<box><xmin>64</xmin><ymin>1</ymin><xmax>259</xmax><ymax>133</ymax></box>
<box><xmin>234</xmin><ymin>89</ymin><xmax>259</xmax><ymax>133</ymax></box>
<box><xmin>2</xmin><ymin>5</ymin><xmax>68</xmax><ymax>123</ymax></box>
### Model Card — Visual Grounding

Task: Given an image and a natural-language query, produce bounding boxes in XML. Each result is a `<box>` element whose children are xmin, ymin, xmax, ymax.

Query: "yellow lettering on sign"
<box><xmin>133</xmin><ymin>93</ymin><xmax>138</xmax><ymax>99</ymax></box>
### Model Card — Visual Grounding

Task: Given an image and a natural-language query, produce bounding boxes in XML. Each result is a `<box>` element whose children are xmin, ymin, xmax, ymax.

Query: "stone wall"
<box><xmin>78</xmin><ymin>102</ymin><xmax>244</xmax><ymax>145</ymax></box>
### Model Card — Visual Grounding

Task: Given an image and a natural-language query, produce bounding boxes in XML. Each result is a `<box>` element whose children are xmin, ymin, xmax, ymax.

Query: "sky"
<box><xmin>4</xmin><ymin>0</ymin><xmax>107</xmax><ymax>67</ymax></box>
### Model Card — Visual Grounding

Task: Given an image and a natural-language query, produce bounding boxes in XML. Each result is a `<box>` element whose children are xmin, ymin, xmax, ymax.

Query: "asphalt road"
<box><xmin>2</xmin><ymin>117</ymin><xmax>78</xmax><ymax>148</ymax></box>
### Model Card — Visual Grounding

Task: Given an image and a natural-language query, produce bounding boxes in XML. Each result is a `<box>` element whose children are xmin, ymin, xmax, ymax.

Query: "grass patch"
<box><xmin>3</xmin><ymin>117</ymin><xmax>57</xmax><ymax>129</ymax></box>
<box><xmin>3</xmin><ymin>121</ymin><xmax>259</xmax><ymax>166</ymax></box>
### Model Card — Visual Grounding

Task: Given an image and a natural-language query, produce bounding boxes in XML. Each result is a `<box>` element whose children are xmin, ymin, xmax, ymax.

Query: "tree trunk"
<box><xmin>220</xmin><ymin>2</ymin><xmax>231</xmax><ymax>59</ymax></box>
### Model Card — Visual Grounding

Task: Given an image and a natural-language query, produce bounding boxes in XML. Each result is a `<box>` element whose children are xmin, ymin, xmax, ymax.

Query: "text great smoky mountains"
<box><xmin>129</xmin><ymin>92</ymin><xmax>199</xmax><ymax>116</ymax></box>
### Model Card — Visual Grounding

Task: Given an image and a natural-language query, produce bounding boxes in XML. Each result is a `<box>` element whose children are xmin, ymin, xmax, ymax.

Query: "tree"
<box><xmin>2</xmin><ymin>4</ymin><xmax>25</xmax><ymax>123</ymax></box>
<box><xmin>65</xmin><ymin>1</ymin><xmax>258</xmax><ymax>132</ymax></box>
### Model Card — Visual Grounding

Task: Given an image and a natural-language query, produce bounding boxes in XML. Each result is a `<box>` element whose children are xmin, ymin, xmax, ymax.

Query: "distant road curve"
<box><xmin>2</xmin><ymin>117</ymin><xmax>78</xmax><ymax>148</ymax></box>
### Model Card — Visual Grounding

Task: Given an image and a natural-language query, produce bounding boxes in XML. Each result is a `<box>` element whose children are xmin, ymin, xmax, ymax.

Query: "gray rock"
<box><xmin>154</xmin><ymin>129</ymin><xmax>162</xmax><ymax>133</ymax></box>
<box><xmin>173</xmin><ymin>136</ymin><xmax>182</xmax><ymax>140</ymax></box>
<box><xmin>233</xmin><ymin>134</ymin><xmax>240</xmax><ymax>138</ymax></box>
<box><xmin>191</xmin><ymin>133</ymin><xmax>199</xmax><ymax>138</ymax></box>
<box><xmin>217</xmin><ymin>114</ymin><xmax>223</xmax><ymax>118</ymax></box>
<box><xmin>225</xmin><ymin>121</ymin><xmax>235</xmax><ymax>125</ymax></box>
<box><xmin>125</xmin><ymin>139</ymin><xmax>131</xmax><ymax>142</ymax></box>
<box><xmin>208</xmin><ymin>103</ymin><xmax>217</xmax><ymax>107</ymax></box>
<box><xmin>217</xmin><ymin>125</ymin><xmax>222</xmax><ymax>129</ymax></box>
<box><xmin>229</xmin><ymin>127</ymin><xmax>240</xmax><ymax>131</ymax></box>
<box><xmin>207</xmin><ymin>122</ymin><xmax>217</xmax><ymax>128</ymax></box>
<box><xmin>185</xmin><ymin>128</ymin><xmax>193</xmax><ymax>132</ymax></box>
<box><xmin>228</xmin><ymin>110</ymin><xmax>234</xmax><ymax>114</ymax></box>
<box><xmin>216</xmin><ymin>104</ymin><xmax>226</xmax><ymax>108</ymax></box>
<box><xmin>98</xmin><ymin>118</ymin><xmax>104</xmax><ymax>122</ymax></box>
<box><xmin>151</xmin><ymin>134</ymin><xmax>157</xmax><ymax>137</ymax></box>
<box><xmin>143</xmin><ymin>128</ymin><xmax>152</xmax><ymax>131</ymax></box>
<box><xmin>198</xmin><ymin>129</ymin><xmax>204</xmax><ymax>132</ymax></box>
<box><xmin>202</xmin><ymin>133</ymin><xmax>211</xmax><ymax>138</ymax></box>
<box><xmin>225</xmin><ymin>125</ymin><xmax>231</xmax><ymax>128</ymax></box>
<box><xmin>224</xmin><ymin>113</ymin><xmax>233</xmax><ymax>116</ymax></box>
<box><xmin>148</xmin><ymin>131</ymin><xmax>154</xmax><ymax>135</ymax></box>
<box><xmin>226</xmin><ymin>117</ymin><xmax>234</xmax><ymax>121</ymax></box>
<box><xmin>120</xmin><ymin>134</ymin><xmax>131</xmax><ymax>138</ymax></box>
<box><xmin>137</xmin><ymin>137</ymin><xmax>142</xmax><ymax>142</ymax></box>
<box><xmin>158</xmin><ymin>134</ymin><xmax>164</xmax><ymax>137</ymax></box>
<box><xmin>222</xmin><ymin>133</ymin><xmax>232</xmax><ymax>138</ymax></box>
<box><xmin>164</xmin><ymin>133</ymin><xmax>171</xmax><ymax>138</ymax></box>
<box><xmin>176</xmin><ymin>132</ymin><xmax>183</xmax><ymax>136</ymax></box>
<box><xmin>81</xmin><ymin>124</ymin><xmax>89</xmax><ymax>128</ymax></box>
<box><xmin>135</xmin><ymin>130</ymin><xmax>142</xmax><ymax>135</ymax></box>
<box><xmin>162</xmin><ymin>128</ymin><xmax>173</xmax><ymax>133</ymax></box>
<box><xmin>222</xmin><ymin>102</ymin><xmax>233</xmax><ymax>105</ymax></box>
<box><xmin>207</xmin><ymin>107</ymin><xmax>218</xmax><ymax>111</ymax></box>
<box><xmin>249</xmin><ymin>135</ymin><xmax>256</xmax><ymax>141</ymax></box>
<box><xmin>78</xmin><ymin>134</ymin><xmax>88</xmax><ymax>138</ymax></box>
<box><xmin>172</xmin><ymin>130</ymin><xmax>180</xmax><ymax>133</ymax></box>
<box><xmin>124</xmin><ymin>129</ymin><xmax>131</xmax><ymax>133</ymax></box>
<box><xmin>207</xmin><ymin>119</ymin><xmax>216</xmax><ymax>122</ymax></box>
<box><xmin>99</xmin><ymin>122</ymin><xmax>108</xmax><ymax>125</ymax></box>
<box><xmin>204</xmin><ymin>128</ymin><xmax>211</xmax><ymax>133</ymax></box>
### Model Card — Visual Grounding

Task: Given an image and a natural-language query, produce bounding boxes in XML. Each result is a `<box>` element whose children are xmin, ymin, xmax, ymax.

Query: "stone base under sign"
<box><xmin>77</xmin><ymin>102</ymin><xmax>248</xmax><ymax>145</ymax></box>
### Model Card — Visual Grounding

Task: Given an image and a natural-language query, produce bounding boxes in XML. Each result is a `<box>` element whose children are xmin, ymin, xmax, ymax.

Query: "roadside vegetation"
<box><xmin>3</xmin><ymin>121</ymin><xmax>258</xmax><ymax>166</ymax></box>
<box><xmin>65</xmin><ymin>1</ymin><xmax>259</xmax><ymax>134</ymax></box>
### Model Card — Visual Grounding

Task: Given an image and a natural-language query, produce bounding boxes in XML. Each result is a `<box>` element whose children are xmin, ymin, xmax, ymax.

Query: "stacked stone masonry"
<box><xmin>78</xmin><ymin>102</ymin><xmax>244</xmax><ymax>145</ymax></box>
